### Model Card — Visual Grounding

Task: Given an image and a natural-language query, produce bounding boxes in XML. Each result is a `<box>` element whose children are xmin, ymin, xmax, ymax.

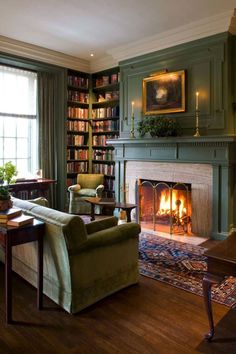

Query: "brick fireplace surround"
<box><xmin>108</xmin><ymin>136</ymin><xmax>236</xmax><ymax>240</ymax></box>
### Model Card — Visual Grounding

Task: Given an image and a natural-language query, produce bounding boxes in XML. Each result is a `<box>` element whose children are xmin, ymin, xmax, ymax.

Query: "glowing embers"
<box><xmin>138</xmin><ymin>180</ymin><xmax>191</xmax><ymax>235</ymax></box>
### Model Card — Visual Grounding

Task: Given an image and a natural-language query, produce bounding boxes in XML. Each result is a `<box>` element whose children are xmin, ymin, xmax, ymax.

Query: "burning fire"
<box><xmin>157</xmin><ymin>189</ymin><xmax>187</xmax><ymax>219</ymax></box>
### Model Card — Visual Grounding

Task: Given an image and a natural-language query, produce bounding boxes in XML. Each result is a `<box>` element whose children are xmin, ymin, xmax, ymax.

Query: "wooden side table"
<box><xmin>203</xmin><ymin>232</ymin><xmax>236</xmax><ymax>341</ymax></box>
<box><xmin>85</xmin><ymin>197</ymin><xmax>137</xmax><ymax>222</ymax></box>
<box><xmin>0</xmin><ymin>219</ymin><xmax>45</xmax><ymax>324</ymax></box>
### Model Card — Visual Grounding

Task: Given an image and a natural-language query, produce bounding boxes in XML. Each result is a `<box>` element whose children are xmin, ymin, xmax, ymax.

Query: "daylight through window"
<box><xmin>0</xmin><ymin>65</ymin><xmax>38</xmax><ymax>178</ymax></box>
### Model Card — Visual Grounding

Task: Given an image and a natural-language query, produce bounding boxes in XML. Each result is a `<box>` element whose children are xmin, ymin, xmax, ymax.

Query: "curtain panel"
<box><xmin>38</xmin><ymin>72</ymin><xmax>57</xmax><ymax>207</ymax></box>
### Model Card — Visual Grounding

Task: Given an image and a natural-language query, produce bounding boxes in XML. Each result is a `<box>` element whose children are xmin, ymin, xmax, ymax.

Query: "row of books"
<box><xmin>67</xmin><ymin>135</ymin><xmax>87</xmax><ymax>146</ymax></box>
<box><xmin>68</xmin><ymin>107</ymin><xmax>88</xmax><ymax>119</ymax></box>
<box><xmin>95</xmin><ymin>73</ymin><xmax>119</xmax><ymax>87</ymax></box>
<box><xmin>67</xmin><ymin>120</ymin><xmax>89</xmax><ymax>132</ymax></box>
<box><xmin>92</xmin><ymin>106</ymin><xmax>119</xmax><ymax>119</ymax></box>
<box><xmin>68</xmin><ymin>90</ymin><xmax>89</xmax><ymax>103</ymax></box>
<box><xmin>92</xmin><ymin>120</ymin><xmax>119</xmax><ymax>132</ymax></box>
<box><xmin>67</xmin><ymin>149</ymin><xmax>89</xmax><ymax>160</ymax></box>
<box><xmin>97</xmin><ymin>91</ymin><xmax>119</xmax><ymax>102</ymax></box>
<box><xmin>68</xmin><ymin>75</ymin><xmax>89</xmax><ymax>89</ymax></box>
<box><xmin>92</xmin><ymin>134</ymin><xmax>119</xmax><ymax>146</ymax></box>
<box><xmin>0</xmin><ymin>208</ymin><xmax>34</xmax><ymax>227</ymax></box>
<box><xmin>67</xmin><ymin>162</ymin><xmax>88</xmax><ymax>173</ymax></box>
<box><xmin>93</xmin><ymin>149</ymin><xmax>114</xmax><ymax>161</ymax></box>
<box><xmin>92</xmin><ymin>163</ymin><xmax>114</xmax><ymax>176</ymax></box>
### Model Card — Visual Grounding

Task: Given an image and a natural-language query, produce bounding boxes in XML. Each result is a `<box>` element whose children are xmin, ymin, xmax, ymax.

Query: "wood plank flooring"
<box><xmin>0</xmin><ymin>251</ymin><xmax>236</xmax><ymax>353</ymax></box>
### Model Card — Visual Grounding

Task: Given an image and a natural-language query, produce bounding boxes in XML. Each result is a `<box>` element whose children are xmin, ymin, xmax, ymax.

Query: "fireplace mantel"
<box><xmin>108</xmin><ymin>135</ymin><xmax>236</xmax><ymax>164</ymax></box>
<box><xmin>107</xmin><ymin>135</ymin><xmax>236</xmax><ymax>240</ymax></box>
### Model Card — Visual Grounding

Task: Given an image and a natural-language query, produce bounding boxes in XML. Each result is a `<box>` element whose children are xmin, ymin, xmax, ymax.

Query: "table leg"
<box><xmin>5</xmin><ymin>236</ymin><xmax>12</xmax><ymax>324</ymax></box>
<box><xmin>90</xmin><ymin>203</ymin><xmax>95</xmax><ymax>221</ymax></box>
<box><xmin>37</xmin><ymin>235</ymin><xmax>44</xmax><ymax>310</ymax></box>
<box><xmin>202</xmin><ymin>273</ymin><xmax>223</xmax><ymax>341</ymax></box>
<box><xmin>124</xmin><ymin>208</ymin><xmax>131</xmax><ymax>222</ymax></box>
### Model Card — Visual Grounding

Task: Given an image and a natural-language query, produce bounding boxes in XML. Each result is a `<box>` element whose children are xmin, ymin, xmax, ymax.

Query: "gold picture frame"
<box><xmin>142</xmin><ymin>70</ymin><xmax>185</xmax><ymax>115</ymax></box>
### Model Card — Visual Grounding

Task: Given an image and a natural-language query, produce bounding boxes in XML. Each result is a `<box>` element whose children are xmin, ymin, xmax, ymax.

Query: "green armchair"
<box><xmin>68</xmin><ymin>174</ymin><xmax>104</xmax><ymax>214</ymax></box>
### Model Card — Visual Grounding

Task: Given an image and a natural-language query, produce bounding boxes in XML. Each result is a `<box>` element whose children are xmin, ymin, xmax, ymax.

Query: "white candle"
<box><xmin>131</xmin><ymin>101</ymin><xmax>134</xmax><ymax>116</ymax></box>
<box><xmin>196</xmin><ymin>92</ymin><xmax>199</xmax><ymax>110</ymax></box>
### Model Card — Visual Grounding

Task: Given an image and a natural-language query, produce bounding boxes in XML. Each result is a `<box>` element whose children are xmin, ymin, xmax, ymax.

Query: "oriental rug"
<box><xmin>139</xmin><ymin>232</ymin><xmax>236</xmax><ymax>307</ymax></box>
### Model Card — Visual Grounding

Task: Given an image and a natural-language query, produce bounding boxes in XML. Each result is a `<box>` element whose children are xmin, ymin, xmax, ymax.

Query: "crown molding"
<box><xmin>0</xmin><ymin>9</ymin><xmax>234</xmax><ymax>73</ymax></box>
<box><xmin>229</xmin><ymin>8</ymin><xmax>236</xmax><ymax>34</ymax></box>
<box><xmin>108</xmin><ymin>10</ymin><xmax>234</xmax><ymax>62</ymax></box>
<box><xmin>0</xmin><ymin>35</ymin><xmax>90</xmax><ymax>72</ymax></box>
<box><xmin>90</xmin><ymin>54</ymin><xmax>118</xmax><ymax>72</ymax></box>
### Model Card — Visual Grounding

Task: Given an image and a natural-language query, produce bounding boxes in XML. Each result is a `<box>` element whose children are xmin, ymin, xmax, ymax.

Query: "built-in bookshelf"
<box><xmin>66</xmin><ymin>69</ymin><xmax>90</xmax><ymax>186</ymax></box>
<box><xmin>66</xmin><ymin>67</ymin><xmax>120</xmax><ymax>197</ymax></box>
<box><xmin>91</xmin><ymin>67</ymin><xmax>120</xmax><ymax>197</ymax></box>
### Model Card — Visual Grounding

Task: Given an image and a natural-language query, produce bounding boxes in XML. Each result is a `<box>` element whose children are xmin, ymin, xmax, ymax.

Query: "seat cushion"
<box><xmin>78</xmin><ymin>188</ymin><xmax>97</xmax><ymax>197</ymax></box>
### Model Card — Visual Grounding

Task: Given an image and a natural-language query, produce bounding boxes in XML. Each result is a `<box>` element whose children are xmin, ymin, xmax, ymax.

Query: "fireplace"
<box><xmin>108</xmin><ymin>136</ymin><xmax>236</xmax><ymax>240</ymax></box>
<box><xmin>138</xmin><ymin>179</ymin><xmax>191</xmax><ymax>235</ymax></box>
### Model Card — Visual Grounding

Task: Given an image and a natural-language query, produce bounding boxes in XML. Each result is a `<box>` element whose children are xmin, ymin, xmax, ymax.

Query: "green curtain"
<box><xmin>38</xmin><ymin>72</ymin><xmax>57</xmax><ymax>207</ymax></box>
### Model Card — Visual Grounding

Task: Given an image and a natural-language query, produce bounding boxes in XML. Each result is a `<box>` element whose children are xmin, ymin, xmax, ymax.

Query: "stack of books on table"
<box><xmin>0</xmin><ymin>208</ymin><xmax>34</xmax><ymax>227</ymax></box>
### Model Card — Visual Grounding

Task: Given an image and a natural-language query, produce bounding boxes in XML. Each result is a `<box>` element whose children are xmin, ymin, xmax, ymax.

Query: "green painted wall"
<box><xmin>119</xmin><ymin>32</ymin><xmax>236</xmax><ymax>138</ymax></box>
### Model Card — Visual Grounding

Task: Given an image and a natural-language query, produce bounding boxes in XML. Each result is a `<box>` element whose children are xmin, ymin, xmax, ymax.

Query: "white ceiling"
<box><xmin>0</xmin><ymin>0</ymin><xmax>235</xmax><ymax>71</ymax></box>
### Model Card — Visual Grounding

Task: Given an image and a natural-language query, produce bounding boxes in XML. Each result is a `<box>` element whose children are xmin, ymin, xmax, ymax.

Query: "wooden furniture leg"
<box><xmin>5</xmin><ymin>235</ymin><xmax>12</xmax><ymax>324</ymax></box>
<box><xmin>124</xmin><ymin>208</ymin><xmax>131</xmax><ymax>222</ymax></box>
<box><xmin>37</xmin><ymin>235</ymin><xmax>44</xmax><ymax>310</ymax></box>
<box><xmin>90</xmin><ymin>203</ymin><xmax>95</xmax><ymax>221</ymax></box>
<box><xmin>202</xmin><ymin>273</ymin><xmax>223</xmax><ymax>341</ymax></box>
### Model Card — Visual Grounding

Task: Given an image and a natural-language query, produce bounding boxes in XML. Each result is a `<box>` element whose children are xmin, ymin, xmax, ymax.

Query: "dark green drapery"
<box><xmin>38</xmin><ymin>72</ymin><xmax>57</xmax><ymax>207</ymax></box>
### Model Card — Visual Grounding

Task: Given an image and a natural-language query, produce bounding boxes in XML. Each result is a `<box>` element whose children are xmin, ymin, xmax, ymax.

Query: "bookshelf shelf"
<box><xmin>67</xmin><ymin>117</ymin><xmax>90</xmax><ymax>122</ymax></box>
<box><xmin>92</xmin><ymin>131</ymin><xmax>119</xmax><ymax>135</ymax></box>
<box><xmin>93</xmin><ymin>83</ymin><xmax>119</xmax><ymax>92</ymax></box>
<box><xmin>92</xmin><ymin>99</ymin><xmax>119</xmax><ymax>107</ymax></box>
<box><xmin>67</xmin><ymin>85</ymin><xmax>89</xmax><ymax>92</ymax></box>
<box><xmin>92</xmin><ymin>117</ymin><xmax>119</xmax><ymax>121</ymax></box>
<box><xmin>67</xmin><ymin>145</ymin><xmax>88</xmax><ymax>149</ymax></box>
<box><xmin>67</xmin><ymin>100</ymin><xmax>89</xmax><ymax>106</ymax></box>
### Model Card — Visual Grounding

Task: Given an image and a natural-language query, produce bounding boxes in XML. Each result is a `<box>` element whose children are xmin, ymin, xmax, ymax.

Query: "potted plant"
<box><xmin>0</xmin><ymin>186</ymin><xmax>13</xmax><ymax>211</ymax></box>
<box><xmin>0</xmin><ymin>162</ymin><xmax>17</xmax><ymax>211</ymax></box>
<box><xmin>0</xmin><ymin>161</ymin><xmax>17</xmax><ymax>185</ymax></box>
<box><xmin>137</xmin><ymin>116</ymin><xmax>180</xmax><ymax>138</ymax></box>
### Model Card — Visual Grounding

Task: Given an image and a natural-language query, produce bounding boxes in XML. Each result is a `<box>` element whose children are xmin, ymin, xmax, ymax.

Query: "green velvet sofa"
<box><xmin>0</xmin><ymin>198</ymin><xmax>140</xmax><ymax>314</ymax></box>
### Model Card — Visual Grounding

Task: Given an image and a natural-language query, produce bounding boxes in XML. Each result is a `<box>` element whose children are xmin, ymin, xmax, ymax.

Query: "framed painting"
<box><xmin>142</xmin><ymin>70</ymin><xmax>185</xmax><ymax>115</ymax></box>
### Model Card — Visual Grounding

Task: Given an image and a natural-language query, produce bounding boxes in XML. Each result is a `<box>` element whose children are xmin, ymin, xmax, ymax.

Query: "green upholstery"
<box><xmin>0</xmin><ymin>197</ymin><xmax>140</xmax><ymax>314</ymax></box>
<box><xmin>68</xmin><ymin>174</ymin><xmax>104</xmax><ymax>214</ymax></box>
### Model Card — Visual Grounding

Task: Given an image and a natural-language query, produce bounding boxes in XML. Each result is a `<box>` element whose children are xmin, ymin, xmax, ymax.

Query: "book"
<box><xmin>7</xmin><ymin>214</ymin><xmax>34</xmax><ymax>227</ymax></box>
<box><xmin>0</xmin><ymin>208</ymin><xmax>22</xmax><ymax>223</ymax></box>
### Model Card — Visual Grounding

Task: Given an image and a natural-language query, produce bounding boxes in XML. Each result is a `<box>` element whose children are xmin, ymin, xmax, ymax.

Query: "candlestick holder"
<box><xmin>194</xmin><ymin>109</ymin><xmax>200</xmax><ymax>137</ymax></box>
<box><xmin>130</xmin><ymin>113</ymin><xmax>136</xmax><ymax>138</ymax></box>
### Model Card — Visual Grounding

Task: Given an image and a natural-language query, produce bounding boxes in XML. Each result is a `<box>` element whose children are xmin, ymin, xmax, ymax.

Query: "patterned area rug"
<box><xmin>139</xmin><ymin>232</ymin><xmax>236</xmax><ymax>307</ymax></box>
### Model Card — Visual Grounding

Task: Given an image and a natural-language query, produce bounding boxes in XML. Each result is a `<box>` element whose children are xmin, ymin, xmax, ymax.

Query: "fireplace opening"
<box><xmin>137</xmin><ymin>179</ymin><xmax>192</xmax><ymax>235</ymax></box>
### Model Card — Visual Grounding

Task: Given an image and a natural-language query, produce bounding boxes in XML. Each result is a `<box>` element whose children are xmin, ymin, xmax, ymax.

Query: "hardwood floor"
<box><xmin>0</xmin><ymin>257</ymin><xmax>235</xmax><ymax>353</ymax></box>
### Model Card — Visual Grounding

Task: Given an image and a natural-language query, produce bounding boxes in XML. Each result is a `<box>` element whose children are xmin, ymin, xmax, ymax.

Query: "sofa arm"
<box><xmin>68</xmin><ymin>184</ymin><xmax>81</xmax><ymax>193</ymax></box>
<box><xmin>86</xmin><ymin>216</ymin><xmax>118</xmax><ymax>235</ymax></box>
<box><xmin>70</xmin><ymin>222</ymin><xmax>141</xmax><ymax>254</ymax></box>
<box><xmin>96</xmin><ymin>184</ymin><xmax>104</xmax><ymax>197</ymax></box>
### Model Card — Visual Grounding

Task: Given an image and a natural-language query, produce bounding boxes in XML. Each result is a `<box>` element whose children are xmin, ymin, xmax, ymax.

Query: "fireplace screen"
<box><xmin>138</xmin><ymin>179</ymin><xmax>191</xmax><ymax>235</ymax></box>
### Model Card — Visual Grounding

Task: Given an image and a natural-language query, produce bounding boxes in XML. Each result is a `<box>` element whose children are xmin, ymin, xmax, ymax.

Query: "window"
<box><xmin>0</xmin><ymin>65</ymin><xmax>38</xmax><ymax>177</ymax></box>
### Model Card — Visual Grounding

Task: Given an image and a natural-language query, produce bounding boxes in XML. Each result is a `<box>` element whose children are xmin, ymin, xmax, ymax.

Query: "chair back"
<box><xmin>77</xmin><ymin>174</ymin><xmax>104</xmax><ymax>189</ymax></box>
